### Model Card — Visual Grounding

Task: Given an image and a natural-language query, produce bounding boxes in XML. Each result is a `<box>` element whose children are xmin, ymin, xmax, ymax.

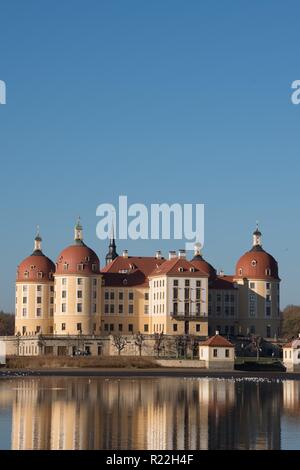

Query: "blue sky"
<box><xmin>0</xmin><ymin>1</ymin><xmax>299</xmax><ymax>311</ymax></box>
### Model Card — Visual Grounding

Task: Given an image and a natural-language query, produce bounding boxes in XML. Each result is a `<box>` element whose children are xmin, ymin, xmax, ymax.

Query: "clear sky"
<box><xmin>0</xmin><ymin>0</ymin><xmax>299</xmax><ymax>311</ymax></box>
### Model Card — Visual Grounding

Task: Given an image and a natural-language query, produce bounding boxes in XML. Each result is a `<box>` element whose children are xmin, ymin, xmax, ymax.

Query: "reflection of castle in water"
<box><xmin>6</xmin><ymin>377</ymin><xmax>293</xmax><ymax>450</ymax></box>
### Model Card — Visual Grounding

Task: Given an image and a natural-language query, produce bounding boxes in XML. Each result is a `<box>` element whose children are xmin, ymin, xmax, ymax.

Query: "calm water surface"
<box><xmin>0</xmin><ymin>376</ymin><xmax>299</xmax><ymax>450</ymax></box>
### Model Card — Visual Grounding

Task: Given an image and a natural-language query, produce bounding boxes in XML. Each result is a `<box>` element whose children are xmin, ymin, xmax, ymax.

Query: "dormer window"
<box><xmin>85</xmin><ymin>256</ymin><xmax>90</xmax><ymax>262</ymax></box>
<box><xmin>251</xmin><ymin>260</ymin><xmax>257</xmax><ymax>267</ymax></box>
<box><xmin>77</xmin><ymin>264</ymin><xmax>84</xmax><ymax>271</ymax></box>
<box><xmin>92</xmin><ymin>264</ymin><xmax>97</xmax><ymax>272</ymax></box>
<box><xmin>123</xmin><ymin>278</ymin><xmax>128</xmax><ymax>285</ymax></box>
<box><xmin>37</xmin><ymin>272</ymin><xmax>43</xmax><ymax>279</ymax></box>
<box><xmin>178</xmin><ymin>267</ymin><xmax>184</xmax><ymax>272</ymax></box>
<box><xmin>266</xmin><ymin>268</ymin><xmax>271</xmax><ymax>276</ymax></box>
<box><xmin>239</xmin><ymin>268</ymin><xmax>243</xmax><ymax>276</ymax></box>
<box><xmin>63</xmin><ymin>263</ymin><xmax>68</xmax><ymax>271</ymax></box>
<box><xmin>24</xmin><ymin>271</ymin><xmax>29</xmax><ymax>278</ymax></box>
<box><xmin>189</xmin><ymin>267</ymin><xmax>195</xmax><ymax>272</ymax></box>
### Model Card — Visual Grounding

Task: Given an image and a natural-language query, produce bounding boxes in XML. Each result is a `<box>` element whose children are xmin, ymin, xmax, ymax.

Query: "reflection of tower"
<box><xmin>283</xmin><ymin>380</ymin><xmax>300</xmax><ymax>416</ymax></box>
<box><xmin>11</xmin><ymin>379</ymin><xmax>52</xmax><ymax>449</ymax></box>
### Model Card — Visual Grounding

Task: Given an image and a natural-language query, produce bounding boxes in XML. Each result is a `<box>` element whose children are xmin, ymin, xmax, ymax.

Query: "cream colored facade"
<box><xmin>54</xmin><ymin>274</ymin><xmax>102</xmax><ymax>336</ymax></box>
<box><xmin>15</xmin><ymin>280</ymin><xmax>54</xmax><ymax>336</ymax></box>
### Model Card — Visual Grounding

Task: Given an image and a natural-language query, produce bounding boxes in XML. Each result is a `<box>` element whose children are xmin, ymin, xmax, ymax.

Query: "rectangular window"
<box><xmin>173</xmin><ymin>280</ymin><xmax>178</xmax><ymax>286</ymax></box>
<box><xmin>36</xmin><ymin>297</ymin><xmax>42</xmax><ymax>304</ymax></box>
<box><xmin>62</xmin><ymin>278</ymin><xmax>67</xmax><ymax>285</ymax></box>
<box><xmin>250</xmin><ymin>282</ymin><xmax>255</xmax><ymax>289</ymax></box>
<box><xmin>104</xmin><ymin>324</ymin><xmax>109</xmax><ymax>331</ymax></box>
<box><xmin>104</xmin><ymin>291</ymin><xmax>109</xmax><ymax>300</ymax></box>
<box><xmin>104</xmin><ymin>304</ymin><xmax>109</xmax><ymax>314</ymax></box>
<box><xmin>144</xmin><ymin>324</ymin><xmax>149</xmax><ymax>332</ymax></box>
<box><xmin>184</xmin><ymin>303</ymin><xmax>189</xmax><ymax>315</ymax></box>
<box><xmin>213</xmin><ymin>349</ymin><xmax>218</xmax><ymax>357</ymax></box>
<box><xmin>129</xmin><ymin>292</ymin><xmax>134</xmax><ymax>301</ymax></box>
<box><xmin>110</xmin><ymin>304</ymin><xmax>115</xmax><ymax>314</ymax></box>
<box><xmin>119</xmin><ymin>291</ymin><xmax>123</xmax><ymax>300</ymax></box>
<box><xmin>62</xmin><ymin>323</ymin><xmax>66</xmax><ymax>331</ymax></box>
<box><xmin>128</xmin><ymin>324</ymin><xmax>133</xmax><ymax>332</ymax></box>
<box><xmin>118</xmin><ymin>304</ymin><xmax>123</xmax><ymax>314</ymax></box>
<box><xmin>77</xmin><ymin>290</ymin><xmax>82</xmax><ymax>299</ymax></box>
<box><xmin>62</xmin><ymin>290</ymin><xmax>67</xmax><ymax>298</ymax></box>
<box><xmin>50</xmin><ymin>286</ymin><xmax>54</xmax><ymax>292</ymax></box>
<box><xmin>118</xmin><ymin>324</ymin><xmax>123</xmax><ymax>332</ymax></box>
<box><xmin>93</xmin><ymin>290</ymin><xmax>97</xmax><ymax>299</ymax></box>
<box><xmin>266</xmin><ymin>306</ymin><xmax>271</xmax><ymax>317</ymax></box>
<box><xmin>217</xmin><ymin>294</ymin><xmax>221</xmax><ymax>303</ymax></box>
<box><xmin>225</xmin><ymin>294</ymin><xmax>229</xmax><ymax>302</ymax></box>
<box><xmin>77</xmin><ymin>278</ymin><xmax>83</xmax><ymax>285</ymax></box>
<box><xmin>77</xmin><ymin>323</ymin><xmax>82</xmax><ymax>332</ymax></box>
<box><xmin>128</xmin><ymin>304</ymin><xmax>134</xmax><ymax>314</ymax></box>
<box><xmin>36</xmin><ymin>326</ymin><xmax>41</xmax><ymax>334</ymax></box>
<box><xmin>144</xmin><ymin>293</ymin><xmax>149</xmax><ymax>301</ymax></box>
<box><xmin>37</xmin><ymin>285</ymin><xmax>42</xmax><ymax>292</ymax></box>
<box><xmin>61</xmin><ymin>303</ymin><xmax>66</xmax><ymax>313</ymax></box>
<box><xmin>196</xmin><ymin>288</ymin><xmax>201</xmax><ymax>300</ymax></box>
<box><xmin>110</xmin><ymin>291</ymin><xmax>114</xmax><ymax>300</ymax></box>
<box><xmin>23</xmin><ymin>297</ymin><xmax>27</xmax><ymax>304</ymax></box>
<box><xmin>77</xmin><ymin>303</ymin><xmax>82</xmax><ymax>313</ymax></box>
<box><xmin>93</xmin><ymin>304</ymin><xmax>97</xmax><ymax>313</ymax></box>
<box><xmin>266</xmin><ymin>282</ymin><xmax>270</xmax><ymax>290</ymax></box>
<box><xmin>225</xmin><ymin>349</ymin><xmax>230</xmax><ymax>358</ymax></box>
<box><xmin>196</xmin><ymin>280</ymin><xmax>201</xmax><ymax>287</ymax></box>
<box><xmin>173</xmin><ymin>324</ymin><xmax>178</xmax><ymax>332</ymax></box>
<box><xmin>184</xmin><ymin>288</ymin><xmax>189</xmax><ymax>300</ymax></box>
<box><xmin>185</xmin><ymin>279</ymin><xmax>190</xmax><ymax>287</ymax></box>
<box><xmin>196</xmin><ymin>324</ymin><xmax>200</xmax><ymax>332</ymax></box>
<box><xmin>22</xmin><ymin>326</ymin><xmax>26</xmax><ymax>335</ymax></box>
<box><xmin>93</xmin><ymin>278</ymin><xmax>97</xmax><ymax>286</ymax></box>
<box><xmin>144</xmin><ymin>305</ymin><xmax>149</xmax><ymax>314</ymax></box>
<box><xmin>36</xmin><ymin>308</ymin><xmax>41</xmax><ymax>317</ymax></box>
<box><xmin>173</xmin><ymin>302</ymin><xmax>178</xmax><ymax>315</ymax></box>
<box><xmin>173</xmin><ymin>288</ymin><xmax>178</xmax><ymax>299</ymax></box>
<box><xmin>109</xmin><ymin>324</ymin><xmax>114</xmax><ymax>331</ymax></box>
<box><xmin>23</xmin><ymin>285</ymin><xmax>27</xmax><ymax>292</ymax></box>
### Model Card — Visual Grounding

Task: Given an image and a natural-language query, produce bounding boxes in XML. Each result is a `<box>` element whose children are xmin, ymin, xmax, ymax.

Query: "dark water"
<box><xmin>0</xmin><ymin>376</ymin><xmax>299</xmax><ymax>450</ymax></box>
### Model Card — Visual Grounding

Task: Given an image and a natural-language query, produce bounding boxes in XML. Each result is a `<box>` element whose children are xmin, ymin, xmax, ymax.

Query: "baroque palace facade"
<box><xmin>11</xmin><ymin>220</ymin><xmax>281</xmax><ymax>356</ymax></box>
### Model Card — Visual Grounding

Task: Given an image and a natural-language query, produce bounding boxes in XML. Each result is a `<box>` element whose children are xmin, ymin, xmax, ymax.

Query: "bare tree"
<box><xmin>134</xmin><ymin>332</ymin><xmax>145</xmax><ymax>356</ymax></box>
<box><xmin>153</xmin><ymin>332</ymin><xmax>165</xmax><ymax>358</ymax></box>
<box><xmin>15</xmin><ymin>332</ymin><xmax>21</xmax><ymax>356</ymax></box>
<box><xmin>112</xmin><ymin>334</ymin><xmax>127</xmax><ymax>356</ymax></box>
<box><xmin>189</xmin><ymin>335</ymin><xmax>198</xmax><ymax>360</ymax></box>
<box><xmin>174</xmin><ymin>335</ymin><xmax>185</xmax><ymax>358</ymax></box>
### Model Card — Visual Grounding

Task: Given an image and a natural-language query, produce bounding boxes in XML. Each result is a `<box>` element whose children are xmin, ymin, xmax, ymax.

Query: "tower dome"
<box><xmin>235</xmin><ymin>226</ymin><xmax>279</xmax><ymax>280</ymax></box>
<box><xmin>17</xmin><ymin>229</ymin><xmax>55</xmax><ymax>282</ymax></box>
<box><xmin>191</xmin><ymin>243</ymin><xmax>217</xmax><ymax>278</ymax></box>
<box><xmin>56</xmin><ymin>218</ymin><xmax>100</xmax><ymax>275</ymax></box>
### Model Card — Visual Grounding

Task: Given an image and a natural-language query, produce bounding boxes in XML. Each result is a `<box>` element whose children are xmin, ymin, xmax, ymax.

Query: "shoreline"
<box><xmin>1</xmin><ymin>367</ymin><xmax>300</xmax><ymax>380</ymax></box>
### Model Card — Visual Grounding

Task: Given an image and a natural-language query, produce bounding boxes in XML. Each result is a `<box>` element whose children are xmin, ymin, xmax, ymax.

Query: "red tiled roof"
<box><xmin>149</xmin><ymin>258</ymin><xmax>209</xmax><ymax>277</ymax></box>
<box><xmin>101</xmin><ymin>256</ymin><xmax>165</xmax><ymax>287</ymax></box>
<box><xmin>283</xmin><ymin>338</ymin><xmax>300</xmax><ymax>349</ymax></box>
<box><xmin>210</xmin><ymin>275</ymin><xmax>237</xmax><ymax>290</ymax></box>
<box><xmin>200</xmin><ymin>334</ymin><xmax>234</xmax><ymax>348</ymax></box>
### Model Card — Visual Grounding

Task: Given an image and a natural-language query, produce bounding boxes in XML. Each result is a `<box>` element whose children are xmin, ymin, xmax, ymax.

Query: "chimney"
<box><xmin>169</xmin><ymin>250</ymin><xmax>176</xmax><ymax>260</ymax></box>
<box><xmin>178</xmin><ymin>249</ymin><xmax>186</xmax><ymax>259</ymax></box>
<box><xmin>219</xmin><ymin>269</ymin><xmax>224</xmax><ymax>277</ymax></box>
<box><xmin>155</xmin><ymin>250</ymin><xmax>162</xmax><ymax>259</ymax></box>
<box><xmin>122</xmin><ymin>249</ymin><xmax>128</xmax><ymax>258</ymax></box>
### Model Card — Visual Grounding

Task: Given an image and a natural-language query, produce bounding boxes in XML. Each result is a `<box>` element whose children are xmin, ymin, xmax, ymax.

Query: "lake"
<box><xmin>0</xmin><ymin>376</ymin><xmax>299</xmax><ymax>450</ymax></box>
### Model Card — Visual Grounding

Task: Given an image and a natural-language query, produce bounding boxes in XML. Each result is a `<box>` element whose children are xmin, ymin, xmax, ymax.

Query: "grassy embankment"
<box><xmin>5</xmin><ymin>355</ymin><xmax>160</xmax><ymax>369</ymax></box>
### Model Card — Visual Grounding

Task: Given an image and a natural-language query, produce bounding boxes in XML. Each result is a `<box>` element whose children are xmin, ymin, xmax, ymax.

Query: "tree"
<box><xmin>174</xmin><ymin>335</ymin><xmax>185</xmax><ymax>358</ymax></box>
<box><xmin>0</xmin><ymin>312</ymin><xmax>15</xmax><ymax>336</ymax></box>
<box><xmin>245</xmin><ymin>335</ymin><xmax>262</xmax><ymax>360</ymax></box>
<box><xmin>134</xmin><ymin>332</ymin><xmax>145</xmax><ymax>356</ymax></box>
<box><xmin>15</xmin><ymin>331</ymin><xmax>21</xmax><ymax>356</ymax></box>
<box><xmin>153</xmin><ymin>332</ymin><xmax>165</xmax><ymax>357</ymax></box>
<box><xmin>112</xmin><ymin>334</ymin><xmax>127</xmax><ymax>356</ymax></box>
<box><xmin>281</xmin><ymin>305</ymin><xmax>300</xmax><ymax>338</ymax></box>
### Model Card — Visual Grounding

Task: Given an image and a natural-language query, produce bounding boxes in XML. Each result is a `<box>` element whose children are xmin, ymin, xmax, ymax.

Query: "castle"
<box><xmin>10</xmin><ymin>220</ymin><xmax>280</xmax><ymax>356</ymax></box>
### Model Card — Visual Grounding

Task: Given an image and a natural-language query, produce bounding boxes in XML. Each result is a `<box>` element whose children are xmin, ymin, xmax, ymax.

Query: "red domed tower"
<box><xmin>15</xmin><ymin>229</ymin><xmax>55</xmax><ymax>337</ymax></box>
<box><xmin>234</xmin><ymin>225</ymin><xmax>281</xmax><ymax>338</ymax></box>
<box><xmin>53</xmin><ymin>219</ymin><xmax>102</xmax><ymax>336</ymax></box>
